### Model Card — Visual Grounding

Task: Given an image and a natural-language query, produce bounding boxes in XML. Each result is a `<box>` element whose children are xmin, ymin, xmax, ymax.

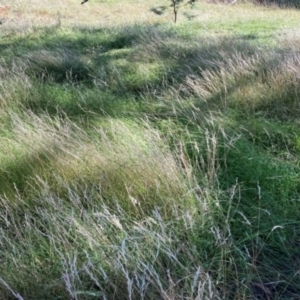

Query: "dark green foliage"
<box><xmin>150</xmin><ymin>5</ymin><xmax>168</xmax><ymax>15</ymax></box>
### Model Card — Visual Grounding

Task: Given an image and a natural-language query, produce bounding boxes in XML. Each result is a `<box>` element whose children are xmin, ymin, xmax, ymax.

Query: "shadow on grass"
<box><xmin>2</xmin><ymin>23</ymin><xmax>297</xmax><ymax>121</ymax></box>
<box><xmin>0</xmin><ymin>24</ymin><xmax>264</xmax><ymax>117</ymax></box>
<box><xmin>0</xmin><ymin>145</ymin><xmax>56</xmax><ymax>198</ymax></box>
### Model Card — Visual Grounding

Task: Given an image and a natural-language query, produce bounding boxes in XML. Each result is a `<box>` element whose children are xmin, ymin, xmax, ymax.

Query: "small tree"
<box><xmin>151</xmin><ymin>0</ymin><xmax>197</xmax><ymax>23</ymax></box>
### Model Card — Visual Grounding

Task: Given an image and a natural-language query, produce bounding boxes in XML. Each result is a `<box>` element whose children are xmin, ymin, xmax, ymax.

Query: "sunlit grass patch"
<box><xmin>0</xmin><ymin>114</ymin><xmax>216</xmax><ymax>299</ymax></box>
<box><xmin>0</xmin><ymin>112</ymin><xmax>192</xmax><ymax>216</ymax></box>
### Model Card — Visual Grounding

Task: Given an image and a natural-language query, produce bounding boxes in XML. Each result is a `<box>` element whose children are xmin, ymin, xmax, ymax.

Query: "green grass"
<box><xmin>1</xmin><ymin>0</ymin><xmax>300</xmax><ymax>299</ymax></box>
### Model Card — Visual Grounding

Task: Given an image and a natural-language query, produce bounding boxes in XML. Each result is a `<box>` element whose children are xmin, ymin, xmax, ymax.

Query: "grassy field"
<box><xmin>1</xmin><ymin>0</ymin><xmax>300</xmax><ymax>299</ymax></box>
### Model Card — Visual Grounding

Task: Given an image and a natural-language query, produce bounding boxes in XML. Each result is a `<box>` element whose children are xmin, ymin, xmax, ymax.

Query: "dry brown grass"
<box><xmin>1</xmin><ymin>0</ymin><xmax>299</xmax><ymax>34</ymax></box>
<box><xmin>0</xmin><ymin>0</ymin><xmax>167</xmax><ymax>30</ymax></box>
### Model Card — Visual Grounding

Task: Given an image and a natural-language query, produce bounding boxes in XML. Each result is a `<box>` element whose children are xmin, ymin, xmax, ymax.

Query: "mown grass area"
<box><xmin>1</xmin><ymin>0</ymin><xmax>300</xmax><ymax>299</ymax></box>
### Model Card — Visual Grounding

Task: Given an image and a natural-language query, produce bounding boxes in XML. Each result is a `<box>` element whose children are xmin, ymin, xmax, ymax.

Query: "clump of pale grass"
<box><xmin>0</xmin><ymin>111</ymin><xmax>195</xmax><ymax>217</ymax></box>
<box><xmin>0</xmin><ymin>64</ymin><xmax>32</xmax><ymax>111</ymax></box>
<box><xmin>160</xmin><ymin>38</ymin><xmax>300</xmax><ymax>119</ymax></box>
<box><xmin>131</xmin><ymin>30</ymin><xmax>300</xmax><ymax>120</ymax></box>
<box><xmin>0</xmin><ymin>180</ymin><xmax>223</xmax><ymax>299</ymax></box>
<box><xmin>0</xmin><ymin>111</ymin><xmax>229</xmax><ymax>299</ymax></box>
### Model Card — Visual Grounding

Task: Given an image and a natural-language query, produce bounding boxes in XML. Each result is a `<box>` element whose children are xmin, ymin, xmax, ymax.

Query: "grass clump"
<box><xmin>24</xmin><ymin>48</ymin><xmax>91</xmax><ymax>82</ymax></box>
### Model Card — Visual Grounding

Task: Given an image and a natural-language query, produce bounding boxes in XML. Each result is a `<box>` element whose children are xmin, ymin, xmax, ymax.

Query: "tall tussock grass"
<box><xmin>134</xmin><ymin>32</ymin><xmax>300</xmax><ymax>121</ymax></box>
<box><xmin>0</xmin><ymin>185</ymin><xmax>222</xmax><ymax>299</ymax></box>
<box><xmin>0</xmin><ymin>64</ymin><xmax>32</xmax><ymax>111</ymax></box>
<box><xmin>0</xmin><ymin>112</ymin><xmax>226</xmax><ymax>299</ymax></box>
<box><xmin>185</xmin><ymin>49</ymin><xmax>300</xmax><ymax>120</ymax></box>
<box><xmin>2</xmin><ymin>4</ymin><xmax>300</xmax><ymax>298</ymax></box>
<box><xmin>0</xmin><ymin>112</ymin><xmax>191</xmax><ymax>215</ymax></box>
<box><xmin>24</xmin><ymin>48</ymin><xmax>91</xmax><ymax>82</ymax></box>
